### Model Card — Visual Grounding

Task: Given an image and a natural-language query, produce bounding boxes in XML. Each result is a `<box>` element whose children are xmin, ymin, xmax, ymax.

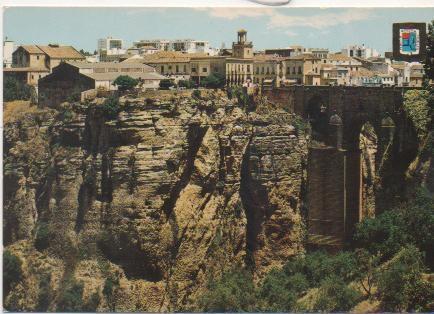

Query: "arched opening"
<box><xmin>306</xmin><ymin>95</ymin><xmax>328</xmax><ymax>144</ymax></box>
<box><xmin>359</xmin><ymin>122</ymin><xmax>378</xmax><ymax>220</ymax></box>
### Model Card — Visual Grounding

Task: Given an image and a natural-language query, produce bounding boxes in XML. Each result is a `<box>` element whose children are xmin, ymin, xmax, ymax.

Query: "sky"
<box><xmin>3</xmin><ymin>7</ymin><xmax>434</xmax><ymax>54</ymax></box>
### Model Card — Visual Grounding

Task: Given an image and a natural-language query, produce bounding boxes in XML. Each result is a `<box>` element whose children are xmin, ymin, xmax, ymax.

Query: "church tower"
<box><xmin>232</xmin><ymin>29</ymin><xmax>253</xmax><ymax>59</ymax></box>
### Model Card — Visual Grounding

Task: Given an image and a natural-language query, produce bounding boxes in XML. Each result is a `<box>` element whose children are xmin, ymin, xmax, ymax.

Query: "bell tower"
<box><xmin>232</xmin><ymin>29</ymin><xmax>253</xmax><ymax>59</ymax></box>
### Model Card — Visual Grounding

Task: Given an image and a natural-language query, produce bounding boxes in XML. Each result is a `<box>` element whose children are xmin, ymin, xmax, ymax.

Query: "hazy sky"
<box><xmin>4</xmin><ymin>7</ymin><xmax>434</xmax><ymax>53</ymax></box>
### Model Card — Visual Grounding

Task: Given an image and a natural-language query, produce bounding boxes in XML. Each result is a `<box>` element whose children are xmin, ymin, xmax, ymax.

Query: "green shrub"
<box><xmin>4</xmin><ymin>77</ymin><xmax>31</xmax><ymax>101</ymax></box>
<box><xmin>83</xmin><ymin>291</ymin><xmax>100</xmax><ymax>311</ymax></box>
<box><xmin>103</xmin><ymin>275</ymin><xmax>120</xmax><ymax>311</ymax></box>
<box><xmin>178</xmin><ymin>79</ymin><xmax>195</xmax><ymax>89</ymax></box>
<box><xmin>200</xmin><ymin>73</ymin><xmax>226</xmax><ymax>89</ymax></box>
<box><xmin>3</xmin><ymin>250</ymin><xmax>23</xmax><ymax>297</ymax></box>
<box><xmin>192</xmin><ymin>89</ymin><xmax>201</xmax><ymax>99</ymax></box>
<box><xmin>35</xmin><ymin>222</ymin><xmax>51</xmax><ymax>251</ymax></box>
<box><xmin>113</xmin><ymin>75</ymin><xmax>139</xmax><ymax>92</ymax></box>
<box><xmin>312</xmin><ymin>275</ymin><xmax>361</xmax><ymax>312</ymax></box>
<box><xmin>199</xmin><ymin>267</ymin><xmax>256</xmax><ymax>312</ymax></box>
<box><xmin>258</xmin><ymin>268</ymin><xmax>306</xmax><ymax>311</ymax></box>
<box><xmin>57</xmin><ymin>278</ymin><xmax>84</xmax><ymax>312</ymax></box>
<box><xmin>36</xmin><ymin>273</ymin><xmax>51</xmax><ymax>311</ymax></box>
<box><xmin>403</xmin><ymin>89</ymin><xmax>430</xmax><ymax>139</ymax></box>
<box><xmin>159</xmin><ymin>79</ymin><xmax>174</xmax><ymax>90</ymax></box>
<box><xmin>375</xmin><ymin>245</ymin><xmax>433</xmax><ymax>312</ymax></box>
<box><xmin>354</xmin><ymin>189</ymin><xmax>434</xmax><ymax>264</ymax></box>
<box><xmin>102</xmin><ymin>96</ymin><xmax>120</xmax><ymax>120</ymax></box>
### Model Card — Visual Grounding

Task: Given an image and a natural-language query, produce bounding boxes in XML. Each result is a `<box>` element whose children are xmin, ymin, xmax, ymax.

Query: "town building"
<box><xmin>4</xmin><ymin>44</ymin><xmax>84</xmax><ymax>86</ymax></box>
<box><xmin>125</xmin><ymin>51</ymin><xmax>226</xmax><ymax>84</ymax></box>
<box><xmin>409</xmin><ymin>63</ymin><xmax>424</xmax><ymax>87</ymax></box>
<box><xmin>253</xmin><ymin>54</ymin><xmax>284</xmax><ymax>86</ymax></box>
<box><xmin>98</xmin><ymin>37</ymin><xmax>124</xmax><ymax>53</ymax></box>
<box><xmin>38</xmin><ymin>61</ymin><xmax>165</xmax><ymax>107</ymax></box>
<box><xmin>306</xmin><ymin>48</ymin><xmax>329</xmax><ymax>59</ymax></box>
<box><xmin>226</xmin><ymin>29</ymin><xmax>254</xmax><ymax>86</ymax></box>
<box><xmin>3</xmin><ymin>38</ymin><xmax>16</xmax><ymax>68</ymax></box>
<box><xmin>265</xmin><ymin>46</ymin><xmax>304</xmax><ymax>58</ymax></box>
<box><xmin>341</xmin><ymin>44</ymin><xmax>380</xmax><ymax>59</ymax></box>
<box><xmin>282</xmin><ymin>54</ymin><xmax>321</xmax><ymax>85</ymax></box>
<box><xmin>133</xmin><ymin>39</ymin><xmax>216</xmax><ymax>55</ymax></box>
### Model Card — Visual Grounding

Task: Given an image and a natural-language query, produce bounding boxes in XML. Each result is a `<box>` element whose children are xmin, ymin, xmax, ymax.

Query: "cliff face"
<box><xmin>3</xmin><ymin>92</ymin><xmax>308</xmax><ymax>311</ymax></box>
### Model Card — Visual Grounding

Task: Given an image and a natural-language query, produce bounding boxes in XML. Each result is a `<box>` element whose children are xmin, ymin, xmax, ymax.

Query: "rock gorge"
<box><xmin>3</xmin><ymin>91</ymin><xmax>309</xmax><ymax>311</ymax></box>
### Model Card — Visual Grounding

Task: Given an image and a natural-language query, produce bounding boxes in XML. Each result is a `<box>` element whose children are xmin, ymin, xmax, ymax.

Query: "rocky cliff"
<box><xmin>3</xmin><ymin>91</ymin><xmax>309</xmax><ymax>311</ymax></box>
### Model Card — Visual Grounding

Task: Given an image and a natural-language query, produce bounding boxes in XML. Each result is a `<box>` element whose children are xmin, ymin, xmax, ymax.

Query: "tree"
<box><xmin>113</xmin><ymin>75</ymin><xmax>139</xmax><ymax>92</ymax></box>
<box><xmin>259</xmin><ymin>269</ymin><xmax>308</xmax><ymax>311</ymax></box>
<box><xmin>313</xmin><ymin>275</ymin><xmax>361</xmax><ymax>312</ymax></box>
<box><xmin>103</xmin><ymin>275</ymin><xmax>119</xmax><ymax>311</ymax></box>
<box><xmin>200</xmin><ymin>72</ymin><xmax>226</xmax><ymax>89</ymax></box>
<box><xmin>159</xmin><ymin>79</ymin><xmax>175</xmax><ymax>90</ymax></box>
<box><xmin>178</xmin><ymin>79</ymin><xmax>195</xmax><ymax>89</ymax></box>
<box><xmin>375</xmin><ymin>245</ymin><xmax>434</xmax><ymax>312</ymax></box>
<box><xmin>354</xmin><ymin>249</ymin><xmax>379</xmax><ymax>298</ymax></box>
<box><xmin>4</xmin><ymin>77</ymin><xmax>31</xmax><ymax>102</ymax></box>
<box><xmin>3</xmin><ymin>251</ymin><xmax>22</xmax><ymax>297</ymax></box>
<box><xmin>102</xmin><ymin>96</ymin><xmax>120</xmax><ymax>120</ymax></box>
<box><xmin>57</xmin><ymin>278</ymin><xmax>84</xmax><ymax>312</ymax></box>
<box><xmin>199</xmin><ymin>267</ymin><xmax>256</xmax><ymax>312</ymax></box>
<box><xmin>36</xmin><ymin>273</ymin><xmax>51</xmax><ymax>311</ymax></box>
<box><xmin>35</xmin><ymin>222</ymin><xmax>51</xmax><ymax>251</ymax></box>
<box><xmin>424</xmin><ymin>20</ymin><xmax>434</xmax><ymax>82</ymax></box>
<box><xmin>354</xmin><ymin>188</ymin><xmax>434</xmax><ymax>264</ymax></box>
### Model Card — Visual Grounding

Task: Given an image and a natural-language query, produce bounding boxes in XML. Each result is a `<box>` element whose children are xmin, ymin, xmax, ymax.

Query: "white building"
<box><xmin>3</xmin><ymin>38</ymin><xmax>16</xmax><ymax>68</ymax></box>
<box><xmin>133</xmin><ymin>39</ymin><xmax>216</xmax><ymax>55</ymax></box>
<box><xmin>341</xmin><ymin>44</ymin><xmax>380</xmax><ymax>59</ymax></box>
<box><xmin>97</xmin><ymin>37</ymin><xmax>125</xmax><ymax>55</ymax></box>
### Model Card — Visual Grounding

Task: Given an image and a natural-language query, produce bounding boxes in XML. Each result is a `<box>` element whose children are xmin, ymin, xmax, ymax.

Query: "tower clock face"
<box><xmin>399</xmin><ymin>28</ymin><xmax>420</xmax><ymax>55</ymax></box>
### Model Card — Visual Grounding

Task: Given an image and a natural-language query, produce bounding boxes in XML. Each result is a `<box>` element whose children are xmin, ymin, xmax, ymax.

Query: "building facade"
<box><xmin>39</xmin><ymin>61</ymin><xmax>165</xmax><ymax>107</ymax></box>
<box><xmin>226</xmin><ymin>29</ymin><xmax>254</xmax><ymax>86</ymax></box>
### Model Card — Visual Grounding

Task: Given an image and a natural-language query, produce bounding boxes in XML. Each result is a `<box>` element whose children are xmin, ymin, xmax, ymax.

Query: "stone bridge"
<box><xmin>263</xmin><ymin>85</ymin><xmax>419</xmax><ymax>250</ymax></box>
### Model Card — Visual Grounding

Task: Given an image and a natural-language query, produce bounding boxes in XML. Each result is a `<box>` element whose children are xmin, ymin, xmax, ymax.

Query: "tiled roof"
<box><xmin>349</xmin><ymin>67</ymin><xmax>375</xmax><ymax>77</ymax></box>
<box><xmin>327</xmin><ymin>53</ymin><xmax>356</xmax><ymax>62</ymax></box>
<box><xmin>20</xmin><ymin>45</ymin><xmax>44</xmax><ymax>54</ymax></box>
<box><xmin>66</xmin><ymin>61</ymin><xmax>155</xmax><ymax>72</ymax></box>
<box><xmin>82</xmin><ymin>71</ymin><xmax>166</xmax><ymax>81</ymax></box>
<box><xmin>4</xmin><ymin>67</ymin><xmax>49</xmax><ymax>72</ymax></box>
<box><xmin>285</xmin><ymin>54</ymin><xmax>319</xmax><ymax>61</ymax></box>
<box><xmin>253</xmin><ymin>54</ymin><xmax>284</xmax><ymax>62</ymax></box>
<box><xmin>37</xmin><ymin>45</ymin><xmax>84</xmax><ymax>59</ymax></box>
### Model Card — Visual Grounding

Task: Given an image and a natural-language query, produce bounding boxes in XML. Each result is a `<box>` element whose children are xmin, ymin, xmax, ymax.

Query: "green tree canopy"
<box><xmin>200</xmin><ymin>72</ymin><xmax>226</xmax><ymax>89</ymax></box>
<box><xmin>4</xmin><ymin>77</ymin><xmax>32</xmax><ymax>102</ymax></box>
<box><xmin>113</xmin><ymin>75</ymin><xmax>139</xmax><ymax>92</ymax></box>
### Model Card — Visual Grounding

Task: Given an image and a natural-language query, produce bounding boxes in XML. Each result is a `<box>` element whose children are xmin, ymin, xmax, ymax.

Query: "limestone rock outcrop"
<box><xmin>3</xmin><ymin>92</ymin><xmax>308</xmax><ymax>311</ymax></box>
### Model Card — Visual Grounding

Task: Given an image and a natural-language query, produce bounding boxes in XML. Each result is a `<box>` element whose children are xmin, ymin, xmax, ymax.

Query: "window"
<box><xmin>161</xmin><ymin>65</ymin><xmax>164</xmax><ymax>73</ymax></box>
<box><xmin>184</xmin><ymin>65</ymin><xmax>187</xmax><ymax>72</ymax></box>
<box><xmin>292</xmin><ymin>67</ymin><xmax>296</xmax><ymax>74</ymax></box>
<box><xmin>324</xmin><ymin>60</ymin><xmax>326</xmax><ymax>63</ymax></box>
<box><xmin>247</xmin><ymin>65</ymin><xmax>250</xmax><ymax>72</ymax></box>
<box><xmin>266</xmin><ymin>67</ymin><xmax>270</xmax><ymax>74</ymax></box>
<box><xmin>256</xmin><ymin>67</ymin><xmax>259</xmax><ymax>74</ymax></box>
<box><xmin>37</xmin><ymin>55</ymin><xmax>40</xmax><ymax>60</ymax></box>
<box><xmin>168</xmin><ymin>65</ymin><xmax>172</xmax><ymax>70</ymax></box>
<box><xmin>298</xmin><ymin>66</ymin><xmax>302</xmax><ymax>74</ymax></box>
<box><xmin>176</xmin><ymin>65</ymin><xmax>179</xmax><ymax>73</ymax></box>
<box><xmin>192</xmin><ymin>67</ymin><xmax>196</xmax><ymax>73</ymax></box>
<box><xmin>261</xmin><ymin>67</ymin><xmax>264</xmax><ymax>74</ymax></box>
<box><xmin>31</xmin><ymin>75</ymin><xmax>34</xmax><ymax>79</ymax></box>
<box><xmin>286</xmin><ymin>67</ymin><xmax>290</xmax><ymax>74</ymax></box>
<box><xmin>39</xmin><ymin>74</ymin><xmax>42</xmax><ymax>78</ymax></box>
